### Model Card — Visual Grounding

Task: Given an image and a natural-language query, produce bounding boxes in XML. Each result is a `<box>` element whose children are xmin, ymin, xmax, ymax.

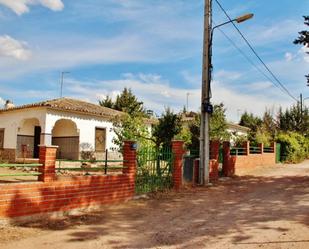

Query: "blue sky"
<box><xmin>0</xmin><ymin>0</ymin><xmax>308</xmax><ymax>121</ymax></box>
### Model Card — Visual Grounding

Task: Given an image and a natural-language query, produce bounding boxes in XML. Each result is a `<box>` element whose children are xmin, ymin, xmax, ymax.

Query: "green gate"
<box><xmin>136</xmin><ymin>147</ymin><xmax>173</xmax><ymax>194</ymax></box>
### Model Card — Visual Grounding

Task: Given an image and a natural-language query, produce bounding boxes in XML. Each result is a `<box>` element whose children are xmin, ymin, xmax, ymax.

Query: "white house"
<box><xmin>0</xmin><ymin>98</ymin><xmax>134</xmax><ymax>161</ymax></box>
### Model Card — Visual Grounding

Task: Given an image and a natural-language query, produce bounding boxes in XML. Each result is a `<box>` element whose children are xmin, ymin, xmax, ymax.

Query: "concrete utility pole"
<box><xmin>186</xmin><ymin>92</ymin><xmax>190</xmax><ymax>112</ymax></box>
<box><xmin>199</xmin><ymin>0</ymin><xmax>212</xmax><ymax>185</ymax></box>
<box><xmin>60</xmin><ymin>71</ymin><xmax>70</xmax><ymax>98</ymax></box>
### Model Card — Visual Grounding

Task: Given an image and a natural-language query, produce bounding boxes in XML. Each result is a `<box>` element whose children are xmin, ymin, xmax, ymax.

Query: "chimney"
<box><xmin>4</xmin><ymin>100</ymin><xmax>15</xmax><ymax>109</ymax></box>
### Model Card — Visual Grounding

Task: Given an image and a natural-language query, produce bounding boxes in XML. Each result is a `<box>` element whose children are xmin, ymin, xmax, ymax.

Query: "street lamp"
<box><xmin>200</xmin><ymin>0</ymin><xmax>253</xmax><ymax>185</ymax></box>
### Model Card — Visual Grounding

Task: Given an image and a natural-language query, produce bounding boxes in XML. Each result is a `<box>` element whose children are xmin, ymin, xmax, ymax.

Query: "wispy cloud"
<box><xmin>0</xmin><ymin>96</ymin><xmax>4</xmax><ymax>107</ymax></box>
<box><xmin>0</xmin><ymin>35</ymin><xmax>31</xmax><ymax>60</ymax></box>
<box><xmin>55</xmin><ymin>73</ymin><xmax>293</xmax><ymax>121</ymax></box>
<box><xmin>0</xmin><ymin>0</ymin><xmax>64</xmax><ymax>15</ymax></box>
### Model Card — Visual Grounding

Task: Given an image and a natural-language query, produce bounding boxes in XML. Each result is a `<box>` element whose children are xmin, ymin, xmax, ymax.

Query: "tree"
<box><xmin>114</xmin><ymin>88</ymin><xmax>145</xmax><ymax>116</ymax></box>
<box><xmin>239</xmin><ymin>111</ymin><xmax>263</xmax><ymax>141</ymax></box>
<box><xmin>152</xmin><ymin>108</ymin><xmax>182</xmax><ymax>148</ymax></box>
<box><xmin>187</xmin><ymin>103</ymin><xmax>229</xmax><ymax>151</ymax></box>
<box><xmin>111</xmin><ymin>113</ymin><xmax>152</xmax><ymax>151</ymax></box>
<box><xmin>294</xmin><ymin>16</ymin><xmax>309</xmax><ymax>85</ymax></box>
<box><xmin>209</xmin><ymin>103</ymin><xmax>229</xmax><ymax>141</ymax></box>
<box><xmin>99</xmin><ymin>88</ymin><xmax>146</xmax><ymax>116</ymax></box>
<box><xmin>277</xmin><ymin>104</ymin><xmax>309</xmax><ymax>135</ymax></box>
<box><xmin>99</xmin><ymin>95</ymin><xmax>113</xmax><ymax>108</ymax></box>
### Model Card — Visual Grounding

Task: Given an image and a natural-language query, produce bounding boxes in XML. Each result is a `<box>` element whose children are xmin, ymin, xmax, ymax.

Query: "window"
<box><xmin>0</xmin><ymin>129</ymin><xmax>4</xmax><ymax>149</ymax></box>
<box><xmin>95</xmin><ymin>128</ymin><xmax>106</xmax><ymax>152</ymax></box>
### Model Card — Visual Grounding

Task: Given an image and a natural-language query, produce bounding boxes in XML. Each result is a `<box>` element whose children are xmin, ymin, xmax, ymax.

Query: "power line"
<box><xmin>215</xmin><ymin>24</ymin><xmax>289</xmax><ymax>95</ymax></box>
<box><xmin>214</xmin><ymin>0</ymin><xmax>298</xmax><ymax>102</ymax></box>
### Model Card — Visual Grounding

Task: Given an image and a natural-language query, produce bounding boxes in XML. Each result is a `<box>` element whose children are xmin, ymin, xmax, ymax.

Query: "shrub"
<box><xmin>276</xmin><ymin>132</ymin><xmax>309</xmax><ymax>163</ymax></box>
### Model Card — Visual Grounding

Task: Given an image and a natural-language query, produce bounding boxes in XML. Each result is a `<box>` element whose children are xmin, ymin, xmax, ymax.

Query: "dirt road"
<box><xmin>1</xmin><ymin>162</ymin><xmax>309</xmax><ymax>249</ymax></box>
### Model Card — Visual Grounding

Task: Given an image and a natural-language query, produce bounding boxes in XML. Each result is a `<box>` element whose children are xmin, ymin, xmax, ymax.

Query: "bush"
<box><xmin>276</xmin><ymin>132</ymin><xmax>309</xmax><ymax>163</ymax></box>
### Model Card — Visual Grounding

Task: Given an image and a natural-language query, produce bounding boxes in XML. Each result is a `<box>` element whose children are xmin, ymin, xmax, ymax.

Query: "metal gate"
<box><xmin>136</xmin><ymin>147</ymin><xmax>173</xmax><ymax>194</ymax></box>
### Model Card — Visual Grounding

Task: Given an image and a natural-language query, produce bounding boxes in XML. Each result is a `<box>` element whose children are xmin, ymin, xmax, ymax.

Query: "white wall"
<box><xmin>0</xmin><ymin>108</ymin><xmax>46</xmax><ymax>149</ymax></box>
<box><xmin>46</xmin><ymin>110</ymin><xmax>117</xmax><ymax>151</ymax></box>
<box><xmin>0</xmin><ymin>107</ymin><xmax>119</xmax><ymax>151</ymax></box>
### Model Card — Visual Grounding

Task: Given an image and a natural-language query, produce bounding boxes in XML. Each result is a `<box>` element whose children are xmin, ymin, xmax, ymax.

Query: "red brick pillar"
<box><xmin>209</xmin><ymin>140</ymin><xmax>220</xmax><ymax>182</ymax></box>
<box><xmin>222</xmin><ymin>141</ymin><xmax>235</xmax><ymax>177</ymax></box>
<box><xmin>123</xmin><ymin>141</ymin><xmax>137</xmax><ymax>186</ymax></box>
<box><xmin>222</xmin><ymin>141</ymin><xmax>230</xmax><ymax>177</ymax></box>
<box><xmin>172</xmin><ymin>140</ymin><xmax>185</xmax><ymax>190</ymax></box>
<box><xmin>259</xmin><ymin>143</ymin><xmax>264</xmax><ymax>154</ymax></box>
<box><xmin>271</xmin><ymin>142</ymin><xmax>276</xmax><ymax>153</ymax></box>
<box><xmin>210</xmin><ymin>140</ymin><xmax>220</xmax><ymax>160</ymax></box>
<box><xmin>243</xmin><ymin>141</ymin><xmax>250</xmax><ymax>155</ymax></box>
<box><xmin>38</xmin><ymin>145</ymin><xmax>58</xmax><ymax>182</ymax></box>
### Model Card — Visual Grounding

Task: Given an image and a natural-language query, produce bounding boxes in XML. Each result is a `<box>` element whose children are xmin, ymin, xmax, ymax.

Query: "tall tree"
<box><xmin>239</xmin><ymin>112</ymin><xmax>263</xmax><ymax>141</ymax></box>
<box><xmin>277</xmin><ymin>104</ymin><xmax>309</xmax><ymax>135</ymax></box>
<box><xmin>152</xmin><ymin>108</ymin><xmax>182</xmax><ymax>148</ymax></box>
<box><xmin>294</xmin><ymin>16</ymin><xmax>309</xmax><ymax>85</ymax></box>
<box><xmin>187</xmin><ymin>103</ymin><xmax>229</xmax><ymax>151</ymax></box>
<box><xmin>99</xmin><ymin>95</ymin><xmax>114</xmax><ymax>108</ymax></box>
<box><xmin>114</xmin><ymin>88</ymin><xmax>145</xmax><ymax>116</ymax></box>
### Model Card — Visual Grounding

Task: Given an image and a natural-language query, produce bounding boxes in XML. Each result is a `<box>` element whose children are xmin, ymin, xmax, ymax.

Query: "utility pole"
<box><xmin>60</xmin><ymin>71</ymin><xmax>70</xmax><ymax>98</ymax></box>
<box><xmin>300</xmin><ymin>93</ymin><xmax>303</xmax><ymax>128</ymax></box>
<box><xmin>186</xmin><ymin>92</ymin><xmax>190</xmax><ymax>112</ymax></box>
<box><xmin>199</xmin><ymin>0</ymin><xmax>212</xmax><ymax>185</ymax></box>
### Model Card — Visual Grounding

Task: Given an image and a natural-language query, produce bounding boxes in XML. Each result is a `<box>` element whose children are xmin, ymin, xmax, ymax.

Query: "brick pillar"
<box><xmin>123</xmin><ymin>141</ymin><xmax>137</xmax><ymax>186</ymax></box>
<box><xmin>209</xmin><ymin>140</ymin><xmax>220</xmax><ymax>182</ymax></box>
<box><xmin>210</xmin><ymin>140</ymin><xmax>220</xmax><ymax>160</ymax></box>
<box><xmin>172</xmin><ymin>140</ymin><xmax>185</xmax><ymax>190</ymax></box>
<box><xmin>222</xmin><ymin>141</ymin><xmax>230</xmax><ymax>177</ymax></box>
<box><xmin>259</xmin><ymin>143</ymin><xmax>264</xmax><ymax>154</ymax></box>
<box><xmin>38</xmin><ymin>145</ymin><xmax>58</xmax><ymax>182</ymax></box>
<box><xmin>271</xmin><ymin>142</ymin><xmax>276</xmax><ymax>153</ymax></box>
<box><xmin>222</xmin><ymin>141</ymin><xmax>235</xmax><ymax>177</ymax></box>
<box><xmin>243</xmin><ymin>141</ymin><xmax>250</xmax><ymax>155</ymax></box>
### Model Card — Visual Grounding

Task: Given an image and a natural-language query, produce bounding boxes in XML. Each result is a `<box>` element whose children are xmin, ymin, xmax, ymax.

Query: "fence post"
<box><xmin>209</xmin><ymin>140</ymin><xmax>220</xmax><ymax>182</ymax></box>
<box><xmin>259</xmin><ymin>143</ymin><xmax>264</xmax><ymax>154</ymax></box>
<box><xmin>38</xmin><ymin>145</ymin><xmax>58</xmax><ymax>182</ymax></box>
<box><xmin>172</xmin><ymin>140</ymin><xmax>185</xmax><ymax>190</ymax></box>
<box><xmin>222</xmin><ymin>141</ymin><xmax>230</xmax><ymax>177</ymax></box>
<box><xmin>123</xmin><ymin>141</ymin><xmax>137</xmax><ymax>187</ymax></box>
<box><xmin>243</xmin><ymin>141</ymin><xmax>250</xmax><ymax>155</ymax></box>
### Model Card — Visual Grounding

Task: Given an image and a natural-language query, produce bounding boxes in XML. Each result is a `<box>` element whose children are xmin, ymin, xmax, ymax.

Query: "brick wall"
<box><xmin>222</xmin><ymin>142</ymin><xmax>276</xmax><ymax>176</ymax></box>
<box><xmin>0</xmin><ymin>141</ymin><xmax>136</xmax><ymax>219</ymax></box>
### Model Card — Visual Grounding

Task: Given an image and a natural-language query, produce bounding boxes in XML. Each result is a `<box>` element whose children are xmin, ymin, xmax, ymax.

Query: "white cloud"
<box><xmin>0</xmin><ymin>35</ymin><xmax>31</xmax><ymax>60</ymax></box>
<box><xmin>56</xmin><ymin>73</ymin><xmax>293</xmax><ymax>122</ymax></box>
<box><xmin>0</xmin><ymin>97</ymin><xmax>4</xmax><ymax>107</ymax></box>
<box><xmin>285</xmin><ymin>52</ymin><xmax>293</xmax><ymax>62</ymax></box>
<box><xmin>248</xmin><ymin>81</ymin><xmax>273</xmax><ymax>91</ymax></box>
<box><xmin>0</xmin><ymin>0</ymin><xmax>64</xmax><ymax>15</ymax></box>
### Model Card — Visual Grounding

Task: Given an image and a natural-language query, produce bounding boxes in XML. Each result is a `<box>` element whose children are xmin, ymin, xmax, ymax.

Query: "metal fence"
<box><xmin>136</xmin><ymin>147</ymin><xmax>173</xmax><ymax>194</ymax></box>
<box><xmin>0</xmin><ymin>163</ymin><xmax>42</xmax><ymax>180</ymax></box>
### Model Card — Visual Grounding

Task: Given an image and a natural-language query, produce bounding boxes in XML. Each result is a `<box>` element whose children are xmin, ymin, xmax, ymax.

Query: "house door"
<box><xmin>33</xmin><ymin>126</ymin><xmax>41</xmax><ymax>158</ymax></box>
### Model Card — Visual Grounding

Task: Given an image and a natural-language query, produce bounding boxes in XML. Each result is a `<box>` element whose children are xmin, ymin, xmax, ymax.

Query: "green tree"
<box><xmin>111</xmin><ymin>113</ymin><xmax>152</xmax><ymax>151</ymax></box>
<box><xmin>99</xmin><ymin>95</ymin><xmax>114</xmax><ymax>108</ymax></box>
<box><xmin>152</xmin><ymin>108</ymin><xmax>182</xmax><ymax>148</ymax></box>
<box><xmin>294</xmin><ymin>16</ymin><xmax>309</xmax><ymax>85</ymax></box>
<box><xmin>277</xmin><ymin>104</ymin><xmax>309</xmax><ymax>135</ymax></box>
<box><xmin>187</xmin><ymin>103</ymin><xmax>229</xmax><ymax>151</ymax></box>
<box><xmin>239</xmin><ymin>112</ymin><xmax>263</xmax><ymax>141</ymax></box>
<box><xmin>114</xmin><ymin>88</ymin><xmax>145</xmax><ymax>116</ymax></box>
<box><xmin>209</xmin><ymin>103</ymin><xmax>229</xmax><ymax>141</ymax></box>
